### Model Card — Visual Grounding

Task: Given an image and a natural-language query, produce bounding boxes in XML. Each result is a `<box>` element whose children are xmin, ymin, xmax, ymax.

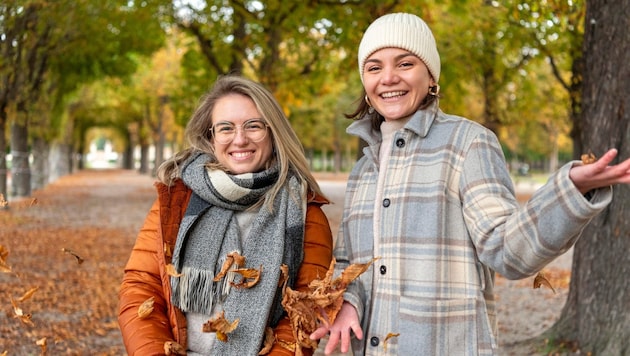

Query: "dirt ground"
<box><xmin>0</xmin><ymin>169</ymin><xmax>572</xmax><ymax>355</ymax></box>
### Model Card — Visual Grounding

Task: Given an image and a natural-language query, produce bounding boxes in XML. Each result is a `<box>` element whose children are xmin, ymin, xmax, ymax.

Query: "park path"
<box><xmin>1</xmin><ymin>169</ymin><xmax>570</xmax><ymax>355</ymax></box>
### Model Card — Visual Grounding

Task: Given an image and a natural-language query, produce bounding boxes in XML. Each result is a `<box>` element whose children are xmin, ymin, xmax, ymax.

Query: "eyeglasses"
<box><xmin>210</xmin><ymin>119</ymin><xmax>269</xmax><ymax>145</ymax></box>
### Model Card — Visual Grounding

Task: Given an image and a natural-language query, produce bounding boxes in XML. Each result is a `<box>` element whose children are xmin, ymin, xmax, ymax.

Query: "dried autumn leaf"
<box><xmin>164</xmin><ymin>243</ymin><xmax>172</xmax><ymax>258</ymax></box>
<box><xmin>278</xmin><ymin>264</ymin><xmax>289</xmax><ymax>287</ymax></box>
<box><xmin>17</xmin><ymin>287</ymin><xmax>38</xmax><ymax>302</ymax></box>
<box><xmin>61</xmin><ymin>248</ymin><xmax>84</xmax><ymax>265</ymax></box>
<box><xmin>581</xmin><ymin>152</ymin><xmax>597</xmax><ymax>165</ymax></box>
<box><xmin>29</xmin><ymin>198</ymin><xmax>38</xmax><ymax>206</ymax></box>
<box><xmin>230</xmin><ymin>265</ymin><xmax>263</xmax><ymax>289</ymax></box>
<box><xmin>383</xmin><ymin>332</ymin><xmax>400</xmax><ymax>352</ymax></box>
<box><xmin>11</xmin><ymin>298</ymin><xmax>34</xmax><ymax>327</ymax></box>
<box><xmin>0</xmin><ymin>245</ymin><xmax>11</xmax><ymax>273</ymax></box>
<box><xmin>166</xmin><ymin>264</ymin><xmax>182</xmax><ymax>277</ymax></box>
<box><xmin>533</xmin><ymin>272</ymin><xmax>556</xmax><ymax>294</ymax></box>
<box><xmin>137</xmin><ymin>296</ymin><xmax>155</xmax><ymax>319</ymax></box>
<box><xmin>164</xmin><ymin>341</ymin><xmax>186</xmax><ymax>355</ymax></box>
<box><xmin>281</xmin><ymin>257</ymin><xmax>378</xmax><ymax>353</ymax></box>
<box><xmin>202</xmin><ymin>310</ymin><xmax>240</xmax><ymax>342</ymax></box>
<box><xmin>0</xmin><ymin>194</ymin><xmax>7</xmax><ymax>208</ymax></box>
<box><xmin>36</xmin><ymin>337</ymin><xmax>47</xmax><ymax>354</ymax></box>
<box><xmin>213</xmin><ymin>252</ymin><xmax>246</xmax><ymax>281</ymax></box>
<box><xmin>258</xmin><ymin>327</ymin><xmax>275</xmax><ymax>355</ymax></box>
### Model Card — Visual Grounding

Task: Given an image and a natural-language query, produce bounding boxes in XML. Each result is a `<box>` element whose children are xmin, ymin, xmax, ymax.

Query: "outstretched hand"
<box><xmin>570</xmin><ymin>148</ymin><xmax>630</xmax><ymax>194</ymax></box>
<box><xmin>310</xmin><ymin>302</ymin><xmax>363</xmax><ymax>355</ymax></box>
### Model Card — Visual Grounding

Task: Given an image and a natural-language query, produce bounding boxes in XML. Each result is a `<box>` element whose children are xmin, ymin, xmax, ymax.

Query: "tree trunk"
<box><xmin>31</xmin><ymin>136</ymin><xmax>49</xmax><ymax>191</ymax></box>
<box><xmin>0</xmin><ymin>110</ymin><xmax>8</xmax><ymax>202</ymax></box>
<box><xmin>10</xmin><ymin>119</ymin><xmax>31</xmax><ymax>197</ymax></box>
<box><xmin>548</xmin><ymin>1</ymin><xmax>630</xmax><ymax>354</ymax></box>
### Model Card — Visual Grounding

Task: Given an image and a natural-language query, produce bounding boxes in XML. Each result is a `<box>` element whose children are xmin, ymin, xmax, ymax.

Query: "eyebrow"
<box><xmin>365</xmin><ymin>51</ymin><xmax>416</xmax><ymax>65</ymax></box>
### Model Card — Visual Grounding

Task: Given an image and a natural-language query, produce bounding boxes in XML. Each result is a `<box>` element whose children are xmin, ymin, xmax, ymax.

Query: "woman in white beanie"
<box><xmin>310</xmin><ymin>12</ymin><xmax>630</xmax><ymax>355</ymax></box>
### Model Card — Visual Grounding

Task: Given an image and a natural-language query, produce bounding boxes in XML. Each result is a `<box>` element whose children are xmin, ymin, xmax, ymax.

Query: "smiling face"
<box><xmin>362</xmin><ymin>47</ymin><xmax>436</xmax><ymax>122</ymax></box>
<box><xmin>211</xmin><ymin>93</ymin><xmax>273</xmax><ymax>174</ymax></box>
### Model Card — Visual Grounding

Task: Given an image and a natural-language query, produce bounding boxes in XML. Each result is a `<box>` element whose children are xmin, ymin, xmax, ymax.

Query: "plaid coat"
<box><xmin>335</xmin><ymin>106</ymin><xmax>611</xmax><ymax>355</ymax></box>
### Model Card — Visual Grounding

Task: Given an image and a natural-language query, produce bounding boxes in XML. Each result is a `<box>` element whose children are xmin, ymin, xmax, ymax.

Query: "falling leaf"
<box><xmin>164</xmin><ymin>341</ymin><xmax>186</xmax><ymax>355</ymax></box>
<box><xmin>230</xmin><ymin>265</ymin><xmax>263</xmax><ymax>289</ymax></box>
<box><xmin>17</xmin><ymin>287</ymin><xmax>38</xmax><ymax>302</ymax></box>
<box><xmin>0</xmin><ymin>245</ymin><xmax>11</xmax><ymax>273</ymax></box>
<box><xmin>36</xmin><ymin>337</ymin><xmax>47</xmax><ymax>354</ymax></box>
<box><xmin>137</xmin><ymin>296</ymin><xmax>155</xmax><ymax>319</ymax></box>
<box><xmin>166</xmin><ymin>264</ymin><xmax>182</xmax><ymax>277</ymax></box>
<box><xmin>11</xmin><ymin>298</ymin><xmax>34</xmax><ymax>327</ymax></box>
<box><xmin>533</xmin><ymin>272</ymin><xmax>556</xmax><ymax>294</ymax></box>
<box><xmin>213</xmin><ymin>252</ymin><xmax>246</xmax><ymax>281</ymax></box>
<box><xmin>258</xmin><ymin>327</ymin><xmax>275</xmax><ymax>355</ymax></box>
<box><xmin>383</xmin><ymin>333</ymin><xmax>400</xmax><ymax>352</ymax></box>
<box><xmin>61</xmin><ymin>248</ymin><xmax>84</xmax><ymax>265</ymax></box>
<box><xmin>202</xmin><ymin>310</ymin><xmax>240</xmax><ymax>342</ymax></box>
<box><xmin>0</xmin><ymin>194</ymin><xmax>7</xmax><ymax>208</ymax></box>
<box><xmin>581</xmin><ymin>152</ymin><xmax>597</xmax><ymax>165</ymax></box>
<box><xmin>281</xmin><ymin>257</ymin><xmax>379</xmax><ymax>352</ymax></box>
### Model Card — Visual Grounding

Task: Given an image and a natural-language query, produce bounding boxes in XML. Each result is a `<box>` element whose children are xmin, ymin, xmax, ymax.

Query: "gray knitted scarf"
<box><xmin>170</xmin><ymin>152</ymin><xmax>305</xmax><ymax>355</ymax></box>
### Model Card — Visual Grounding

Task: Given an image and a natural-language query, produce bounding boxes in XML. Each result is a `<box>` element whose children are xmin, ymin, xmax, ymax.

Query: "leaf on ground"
<box><xmin>214</xmin><ymin>252</ymin><xmax>246</xmax><ymax>281</ymax></box>
<box><xmin>164</xmin><ymin>341</ymin><xmax>186</xmax><ymax>355</ymax></box>
<box><xmin>533</xmin><ymin>272</ymin><xmax>556</xmax><ymax>294</ymax></box>
<box><xmin>202</xmin><ymin>310</ymin><xmax>240</xmax><ymax>342</ymax></box>
<box><xmin>137</xmin><ymin>296</ymin><xmax>155</xmax><ymax>319</ymax></box>
<box><xmin>281</xmin><ymin>257</ymin><xmax>378</xmax><ymax>352</ymax></box>
<box><xmin>61</xmin><ymin>248</ymin><xmax>84</xmax><ymax>265</ymax></box>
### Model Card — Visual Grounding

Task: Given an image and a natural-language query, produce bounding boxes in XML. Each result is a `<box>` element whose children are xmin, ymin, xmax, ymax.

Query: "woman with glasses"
<box><xmin>118</xmin><ymin>75</ymin><xmax>333</xmax><ymax>356</ymax></box>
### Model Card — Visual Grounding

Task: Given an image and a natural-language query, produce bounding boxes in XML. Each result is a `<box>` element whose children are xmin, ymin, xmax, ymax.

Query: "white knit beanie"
<box><xmin>358</xmin><ymin>13</ymin><xmax>441</xmax><ymax>83</ymax></box>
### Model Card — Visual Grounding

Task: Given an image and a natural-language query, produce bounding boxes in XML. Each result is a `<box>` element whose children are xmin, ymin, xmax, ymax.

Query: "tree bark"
<box><xmin>549</xmin><ymin>1</ymin><xmax>630</xmax><ymax>354</ymax></box>
<box><xmin>10</xmin><ymin>119</ymin><xmax>31</xmax><ymax>197</ymax></box>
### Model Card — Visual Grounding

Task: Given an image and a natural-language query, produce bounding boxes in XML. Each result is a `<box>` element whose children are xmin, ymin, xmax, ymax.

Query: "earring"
<box><xmin>428</xmin><ymin>84</ymin><xmax>440</xmax><ymax>96</ymax></box>
<box><xmin>365</xmin><ymin>95</ymin><xmax>375</xmax><ymax>114</ymax></box>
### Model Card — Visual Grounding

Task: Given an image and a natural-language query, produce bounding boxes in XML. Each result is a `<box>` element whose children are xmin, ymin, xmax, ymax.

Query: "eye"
<box><xmin>244</xmin><ymin>120</ymin><xmax>266</xmax><ymax>130</ymax></box>
<box><xmin>215</xmin><ymin>123</ymin><xmax>235</xmax><ymax>133</ymax></box>
<box><xmin>399</xmin><ymin>61</ymin><xmax>414</xmax><ymax>68</ymax></box>
<box><xmin>366</xmin><ymin>64</ymin><xmax>381</xmax><ymax>72</ymax></box>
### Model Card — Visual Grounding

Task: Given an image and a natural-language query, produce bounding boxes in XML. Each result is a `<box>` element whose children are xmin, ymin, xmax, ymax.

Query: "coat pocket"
<box><xmin>397</xmin><ymin>296</ymin><xmax>495</xmax><ymax>355</ymax></box>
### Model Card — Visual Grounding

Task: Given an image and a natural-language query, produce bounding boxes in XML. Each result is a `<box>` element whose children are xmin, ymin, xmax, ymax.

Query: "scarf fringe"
<box><xmin>174</xmin><ymin>266</ymin><xmax>216</xmax><ymax>314</ymax></box>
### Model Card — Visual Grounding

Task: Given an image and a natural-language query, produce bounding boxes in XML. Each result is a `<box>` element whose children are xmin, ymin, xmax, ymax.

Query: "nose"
<box><xmin>380</xmin><ymin>66</ymin><xmax>399</xmax><ymax>85</ymax></box>
<box><xmin>231</xmin><ymin>126</ymin><xmax>249</xmax><ymax>145</ymax></box>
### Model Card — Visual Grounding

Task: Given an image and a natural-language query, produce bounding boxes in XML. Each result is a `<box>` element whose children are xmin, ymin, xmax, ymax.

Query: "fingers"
<box><xmin>310</xmin><ymin>326</ymin><xmax>328</xmax><ymax>341</ymax></box>
<box><xmin>325</xmin><ymin>330</ymin><xmax>341</xmax><ymax>355</ymax></box>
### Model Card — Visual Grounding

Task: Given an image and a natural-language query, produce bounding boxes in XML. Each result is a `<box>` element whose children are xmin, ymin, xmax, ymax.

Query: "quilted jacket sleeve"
<box><xmin>269</xmin><ymin>199</ymin><xmax>334</xmax><ymax>356</ymax></box>
<box><xmin>118</xmin><ymin>198</ymin><xmax>175</xmax><ymax>356</ymax></box>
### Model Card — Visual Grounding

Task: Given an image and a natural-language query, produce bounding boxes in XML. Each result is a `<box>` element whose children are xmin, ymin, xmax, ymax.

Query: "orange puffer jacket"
<box><xmin>118</xmin><ymin>179</ymin><xmax>333</xmax><ymax>355</ymax></box>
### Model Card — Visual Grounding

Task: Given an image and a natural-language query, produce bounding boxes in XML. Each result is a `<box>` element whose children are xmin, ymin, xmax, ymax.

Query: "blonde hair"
<box><xmin>157</xmin><ymin>75</ymin><xmax>327</xmax><ymax>206</ymax></box>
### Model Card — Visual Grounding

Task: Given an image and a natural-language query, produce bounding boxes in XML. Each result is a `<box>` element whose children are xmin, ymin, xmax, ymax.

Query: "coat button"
<box><xmin>396</xmin><ymin>138</ymin><xmax>405</xmax><ymax>148</ymax></box>
<box><xmin>380</xmin><ymin>265</ymin><xmax>386</xmax><ymax>274</ymax></box>
<box><xmin>382</xmin><ymin>199</ymin><xmax>390</xmax><ymax>207</ymax></box>
<box><xmin>370</xmin><ymin>336</ymin><xmax>380</xmax><ymax>346</ymax></box>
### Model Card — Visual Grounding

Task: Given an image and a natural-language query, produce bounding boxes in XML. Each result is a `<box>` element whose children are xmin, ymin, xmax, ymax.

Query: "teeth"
<box><xmin>381</xmin><ymin>91</ymin><xmax>405</xmax><ymax>98</ymax></box>
<box><xmin>232</xmin><ymin>152</ymin><xmax>252</xmax><ymax>158</ymax></box>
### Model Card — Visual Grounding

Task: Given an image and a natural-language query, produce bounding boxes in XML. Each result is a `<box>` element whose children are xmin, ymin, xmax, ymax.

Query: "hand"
<box><xmin>310</xmin><ymin>301</ymin><xmax>363</xmax><ymax>355</ymax></box>
<box><xmin>570</xmin><ymin>148</ymin><xmax>630</xmax><ymax>194</ymax></box>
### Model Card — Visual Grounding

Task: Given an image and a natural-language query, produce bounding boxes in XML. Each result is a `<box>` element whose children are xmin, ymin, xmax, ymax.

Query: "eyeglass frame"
<box><xmin>209</xmin><ymin>118</ymin><xmax>270</xmax><ymax>144</ymax></box>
